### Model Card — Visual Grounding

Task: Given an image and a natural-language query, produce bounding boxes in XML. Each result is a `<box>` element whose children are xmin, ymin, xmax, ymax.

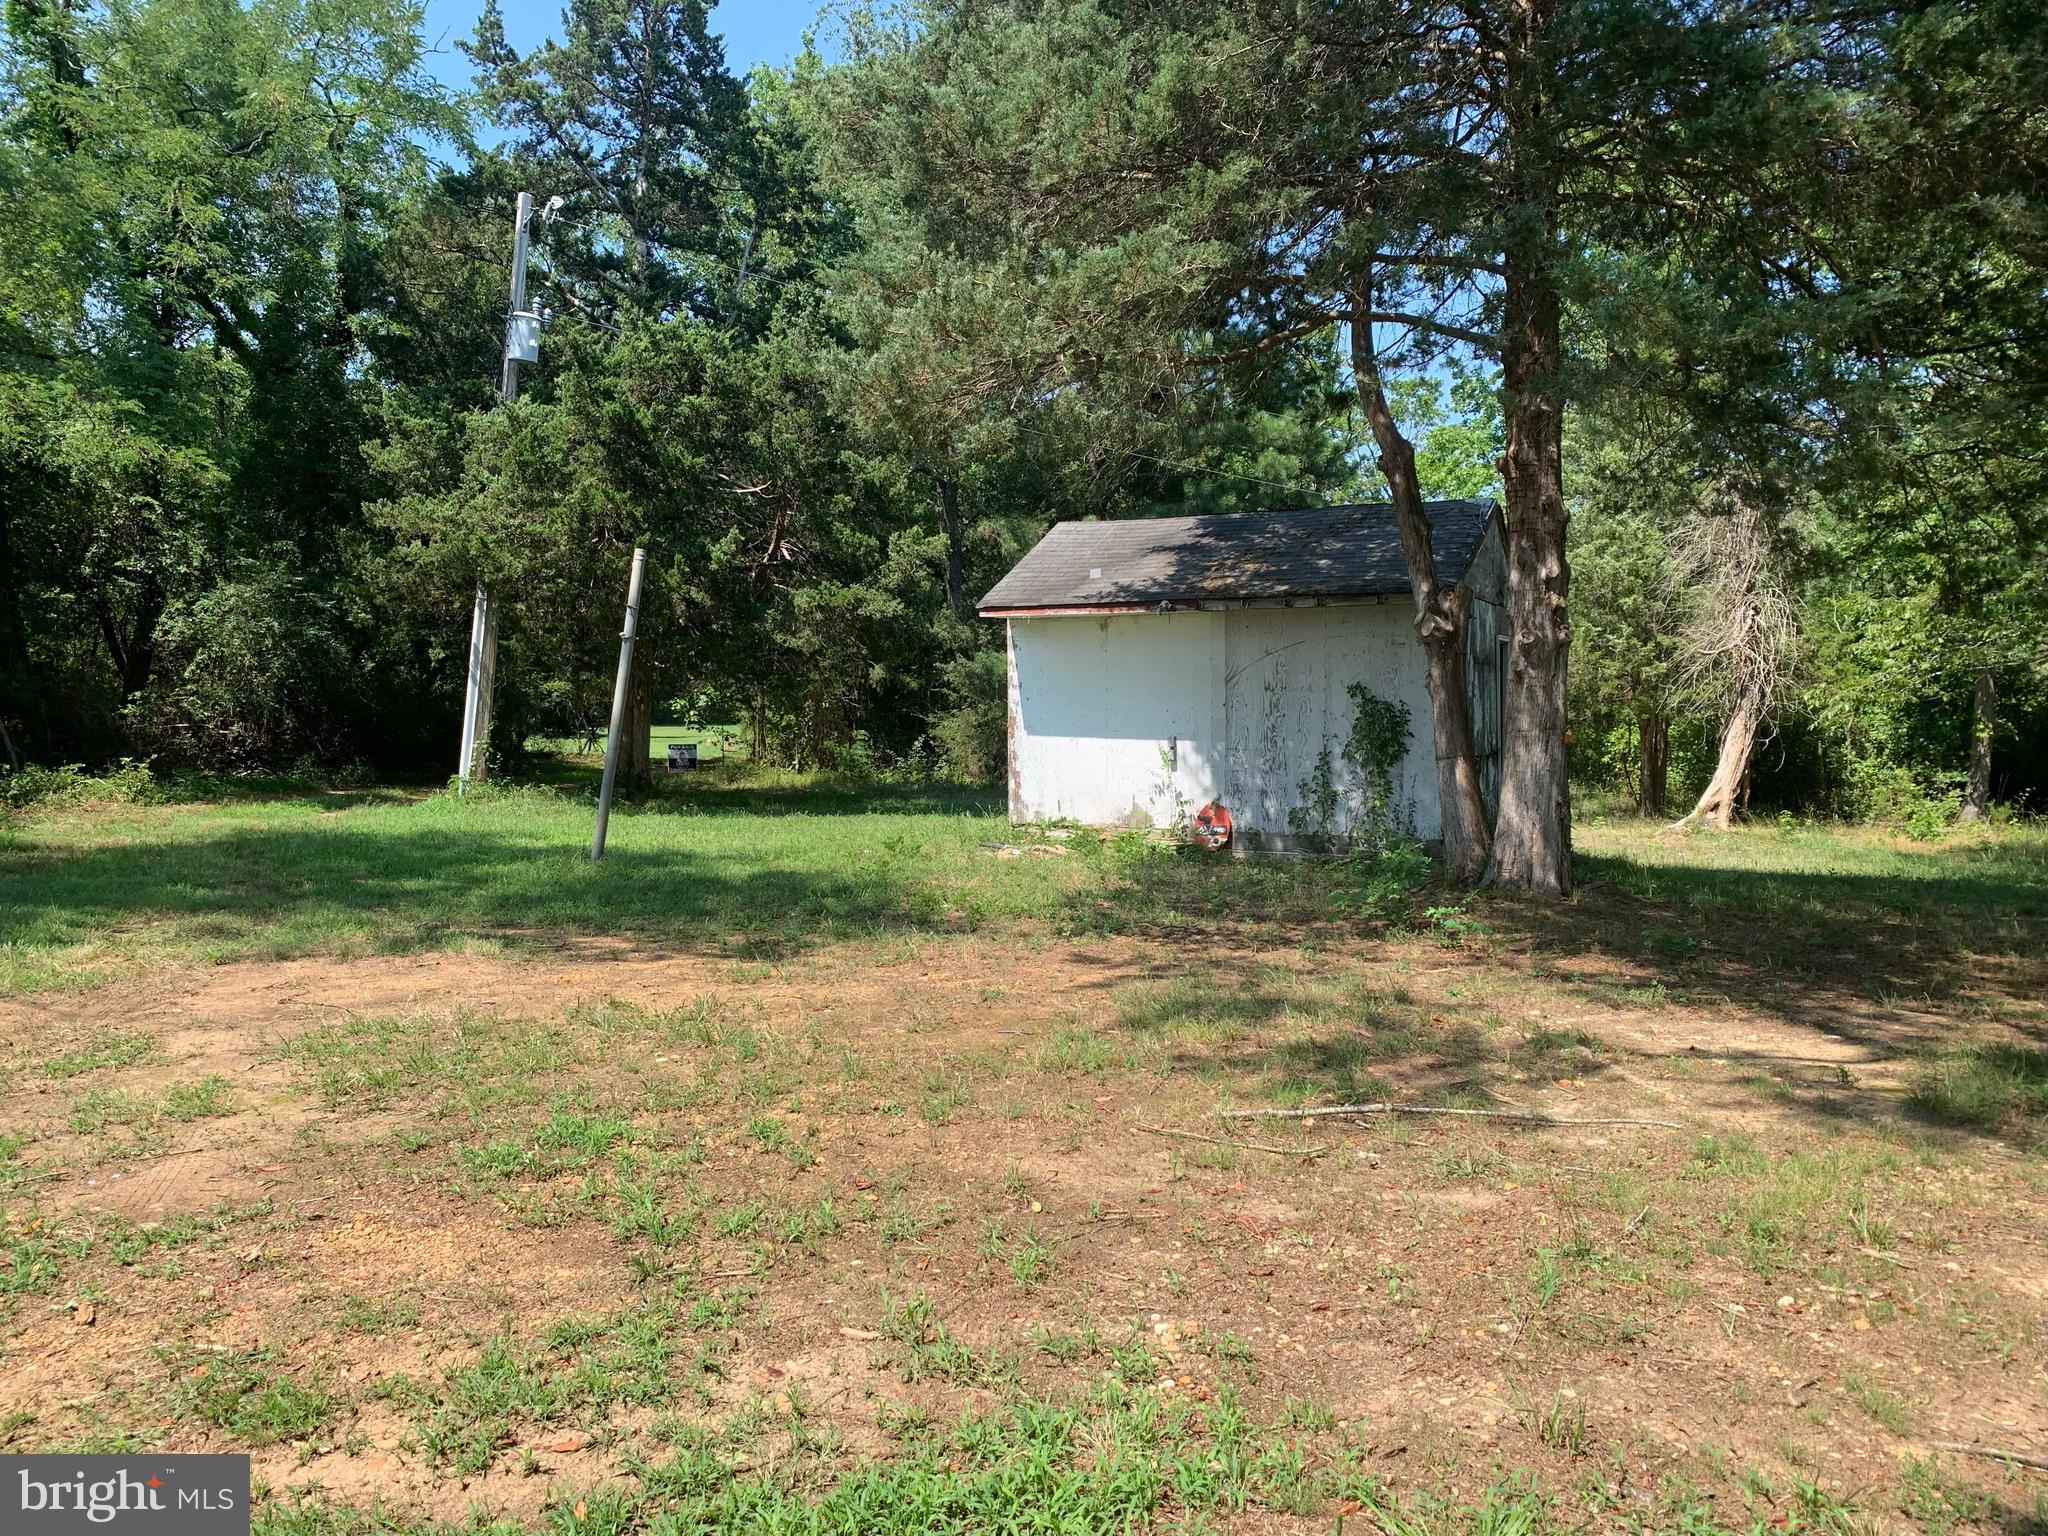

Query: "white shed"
<box><xmin>977</xmin><ymin>499</ymin><xmax>1506</xmax><ymax>851</ymax></box>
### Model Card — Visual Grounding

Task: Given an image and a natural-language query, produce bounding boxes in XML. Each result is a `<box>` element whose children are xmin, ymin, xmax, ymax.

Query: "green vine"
<box><xmin>1288</xmin><ymin>685</ymin><xmax>1413</xmax><ymax>853</ymax></box>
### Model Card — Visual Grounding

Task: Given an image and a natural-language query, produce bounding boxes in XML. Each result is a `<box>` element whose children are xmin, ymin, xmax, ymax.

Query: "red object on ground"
<box><xmin>1191</xmin><ymin>801</ymin><xmax>1233</xmax><ymax>850</ymax></box>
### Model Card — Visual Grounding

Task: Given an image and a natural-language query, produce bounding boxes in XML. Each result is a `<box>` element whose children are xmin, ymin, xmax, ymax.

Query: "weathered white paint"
<box><xmin>1006</xmin><ymin>601</ymin><xmax>1440</xmax><ymax>843</ymax></box>
<box><xmin>1006</xmin><ymin>610</ymin><xmax>1226</xmax><ymax>827</ymax></box>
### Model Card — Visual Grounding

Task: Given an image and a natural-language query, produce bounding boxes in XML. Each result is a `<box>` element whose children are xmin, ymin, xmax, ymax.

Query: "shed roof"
<box><xmin>978</xmin><ymin>499</ymin><xmax>1497</xmax><ymax>614</ymax></box>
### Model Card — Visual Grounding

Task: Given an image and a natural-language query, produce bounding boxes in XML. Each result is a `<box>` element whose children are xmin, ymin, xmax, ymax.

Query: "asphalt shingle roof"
<box><xmin>978</xmin><ymin>499</ymin><xmax>1497</xmax><ymax>613</ymax></box>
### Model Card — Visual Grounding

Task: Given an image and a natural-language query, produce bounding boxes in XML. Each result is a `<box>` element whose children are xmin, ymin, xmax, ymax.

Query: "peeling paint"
<box><xmin>1006</xmin><ymin>606</ymin><xmax>1441</xmax><ymax>840</ymax></box>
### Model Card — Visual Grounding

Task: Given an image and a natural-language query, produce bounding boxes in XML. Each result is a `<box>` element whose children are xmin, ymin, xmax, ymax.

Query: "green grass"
<box><xmin>9</xmin><ymin>790</ymin><xmax>2044</xmax><ymax>1535</ymax></box>
<box><xmin>41</xmin><ymin>1030</ymin><xmax>153</xmax><ymax>1078</ymax></box>
<box><xmin>174</xmin><ymin>1348</ymin><xmax>336</xmax><ymax>1446</ymax></box>
<box><xmin>1574</xmin><ymin>819</ymin><xmax>2048</xmax><ymax>965</ymax></box>
<box><xmin>0</xmin><ymin>771</ymin><xmax>1386</xmax><ymax>994</ymax></box>
<box><xmin>1908</xmin><ymin>1044</ymin><xmax>2048</xmax><ymax>1140</ymax></box>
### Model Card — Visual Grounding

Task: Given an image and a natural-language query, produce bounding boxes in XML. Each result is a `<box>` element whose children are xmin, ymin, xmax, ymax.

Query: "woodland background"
<box><xmin>2</xmin><ymin>0</ymin><xmax>2043</xmax><ymax>830</ymax></box>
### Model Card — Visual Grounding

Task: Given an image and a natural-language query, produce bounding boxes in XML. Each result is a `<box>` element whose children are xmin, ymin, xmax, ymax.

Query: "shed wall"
<box><xmin>1006</xmin><ymin>604</ymin><xmax>1440</xmax><ymax>842</ymax></box>
<box><xmin>1005</xmin><ymin>611</ymin><xmax>1226</xmax><ymax>827</ymax></box>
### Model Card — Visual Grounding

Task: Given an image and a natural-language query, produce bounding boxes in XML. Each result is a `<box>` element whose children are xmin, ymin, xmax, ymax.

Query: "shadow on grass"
<box><xmin>1511</xmin><ymin>843</ymin><xmax>2048</xmax><ymax>1055</ymax></box>
<box><xmin>1108</xmin><ymin>969</ymin><xmax>1601</xmax><ymax>1112</ymax></box>
<box><xmin>2</xmin><ymin>817</ymin><xmax>948</xmax><ymax>970</ymax></box>
<box><xmin>511</xmin><ymin>757</ymin><xmax>1009</xmax><ymax>820</ymax></box>
<box><xmin>1073</xmin><ymin>829</ymin><xmax>2047</xmax><ymax>1149</ymax></box>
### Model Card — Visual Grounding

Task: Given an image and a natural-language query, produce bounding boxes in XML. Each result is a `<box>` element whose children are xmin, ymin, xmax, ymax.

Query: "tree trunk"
<box><xmin>95</xmin><ymin>578</ymin><xmax>166</xmax><ymax>702</ymax></box>
<box><xmin>1638</xmin><ymin>712</ymin><xmax>1669</xmax><ymax>818</ymax></box>
<box><xmin>1677</xmin><ymin>680</ymin><xmax>1761</xmax><ymax>831</ymax></box>
<box><xmin>1485</xmin><ymin>245</ymin><xmax>1573</xmax><ymax>893</ymax></box>
<box><xmin>1958</xmin><ymin>665</ymin><xmax>1995</xmax><ymax>822</ymax></box>
<box><xmin>1347</xmin><ymin>300</ymin><xmax>1490</xmax><ymax>881</ymax></box>
<box><xmin>938</xmin><ymin>476</ymin><xmax>966</xmax><ymax>617</ymax></box>
<box><xmin>619</xmin><ymin>659</ymin><xmax>655</xmax><ymax>791</ymax></box>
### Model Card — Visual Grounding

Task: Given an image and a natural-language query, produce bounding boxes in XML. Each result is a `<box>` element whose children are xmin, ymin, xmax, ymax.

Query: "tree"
<box><xmin>827</xmin><ymin>0</ymin><xmax>1878</xmax><ymax>891</ymax></box>
<box><xmin>1668</xmin><ymin>484</ymin><xmax>1796</xmax><ymax>830</ymax></box>
<box><xmin>465</xmin><ymin>0</ymin><xmax>751</xmax><ymax>322</ymax></box>
<box><xmin>0</xmin><ymin>0</ymin><xmax>455</xmax><ymax>766</ymax></box>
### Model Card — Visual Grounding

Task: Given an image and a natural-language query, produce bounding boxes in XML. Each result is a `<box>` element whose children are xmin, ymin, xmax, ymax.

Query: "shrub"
<box><xmin>1</xmin><ymin>759</ymin><xmax>156</xmax><ymax>810</ymax></box>
<box><xmin>932</xmin><ymin>649</ymin><xmax>1007</xmax><ymax>783</ymax></box>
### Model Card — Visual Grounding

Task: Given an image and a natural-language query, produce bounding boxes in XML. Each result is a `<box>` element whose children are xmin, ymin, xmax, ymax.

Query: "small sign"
<box><xmin>666</xmin><ymin>741</ymin><xmax>698</xmax><ymax>772</ymax></box>
<box><xmin>6</xmin><ymin>1454</ymin><xmax>250</xmax><ymax>1536</ymax></box>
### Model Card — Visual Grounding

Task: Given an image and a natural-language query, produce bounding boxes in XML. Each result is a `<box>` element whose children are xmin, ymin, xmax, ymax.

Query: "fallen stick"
<box><xmin>1135</xmin><ymin>1124</ymin><xmax>1329</xmax><ymax>1157</ymax></box>
<box><xmin>1219</xmin><ymin>1103</ymin><xmax>1682</xmax><ymax>1129</ymax></box>
<box><xmin>1928</xmin><ymin>1441</ymin><xmax>2048</xmax><ymax>1473</ymax></box>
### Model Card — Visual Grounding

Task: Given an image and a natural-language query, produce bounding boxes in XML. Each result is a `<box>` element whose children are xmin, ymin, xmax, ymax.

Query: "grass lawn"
<box><xmin>3</xmin><ymin>775</ymin><xmax>2046</xmax><ymax>1534</ymax></box>
<box><xmin>521</xmin><ymin>724</ymin><xmax>745</xmax><ymax>762</ymax></box>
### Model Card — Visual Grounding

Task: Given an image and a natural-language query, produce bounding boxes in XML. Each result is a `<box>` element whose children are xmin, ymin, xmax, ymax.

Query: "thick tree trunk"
<box><xmin>1958</xmin><ymin>666</ymin><xmax>1995</xmax><ymax>821</ymax></box>
<box><xmin>1484</xmin><ymin>0</ymin><xmax>1573</xmax><ymax>894</ymax></box>
<box><xmin>1347</xmin><ymin>301</ymin><xmax>1490</xmax><ymax>880</ymax></box>
<box><xmin>938</xmin><ymin>476</ymin><xmax>966</xmax><ymax>617</ymax></box>
<box><xmin>1638</xmin><ymin>712</ymin><xmax>1669</xmax><ymax>818</ymax></box>
<box><xmin>1485</xmin><ymin>261</ymin><xmax>1573</xmax><ymax>894</ymax></box>
<box><xmin>1677</xmin><ymin>681</ymin><xmax>1761</xmax><ymax>831</ymax></box>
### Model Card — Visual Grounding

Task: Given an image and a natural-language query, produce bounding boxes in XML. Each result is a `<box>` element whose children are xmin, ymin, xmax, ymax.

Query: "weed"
<box><xmin>918</xmin><ymin>1072</ymin><xmax>972</xmax><ymax>1125</ymax></box>
<box><xmin>173</xmin><ymin>1349</ymin><xmax>334</xmax><ymax>1446</ymax></box>
<box><xmin>1525</xmin><ymin>1390</ymin><xmax>1587</xmax><ymax>1455</ymax></box>
<box><xmin>880</xmin><ymin>1290</ymin><xmax>999</xmax><ymax>1386</ymax></box>
<box><xmin>162</xmin><ymin>1075</ymin><xmax>236</xmax><ymax>1121</ymax></box>
<box><xmin>608</xmin><ymin>1174</ymin><xmax>692</xmax><ymax>1246</ymax></box>
<box><xmin>335</xmin><ymin>1293</ymin><xmax>422</xmax><ymax>1334</ymax></box>
<box><xmin>1908</xmin><ymin>1044</ymin><xmax>2048</xmax><ymax>1136</ymax></box>
<box><xmin>1844</xmin><ymin>1370</ymin><xmax>1911</xmax><ymax>1434</ymax></box>
<box><xmin>42</xmin><ymin>1031</ymin><xmax>152</xmax><ymax>1079</ymax></box>
<box><xmin>1279</xmin><ymin>1397</ymin><xmax>1335</xmax><ymax>1432</ymax></box>
<box><xmin>1036</xmin><ymin>1026</ymin><xmax>1134</xmax><ymax>1077</ymax></box>
<box><xmin>1643</xmin><ymin>926</ymin><xmax>1697</xmax><ymax>959</ymax></box>
<box><xmin>1899</xmin><ymin>1455</ymin><xmax>1992</xmax><ymax>1535</ymax></box>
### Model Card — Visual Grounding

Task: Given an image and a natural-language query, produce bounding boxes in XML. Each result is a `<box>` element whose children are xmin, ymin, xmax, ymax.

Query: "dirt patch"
<box><xmin>4</xmin><ymin>925</ymin><xmax>2045</xmax><ymax>1532</ymax></box>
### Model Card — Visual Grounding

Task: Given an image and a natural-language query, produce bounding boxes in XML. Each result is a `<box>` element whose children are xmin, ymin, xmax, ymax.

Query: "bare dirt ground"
<box><xmin>3</xmin><ymin>903</ymin><xmax>2045</xmax><ymax>1533</ymax></box>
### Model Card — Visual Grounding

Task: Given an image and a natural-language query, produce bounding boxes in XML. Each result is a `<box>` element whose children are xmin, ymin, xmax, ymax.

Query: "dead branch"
<box><xmin>1927</xmin><ymin>1441</ymin><xmax>2048</xmax><ymax>1473</ymax></box>
<box><xmin>1134</xmin><ymin>1124</ymin><xmax>1330</xmax><ymax>1157</ymax></box>
<box><xmin>1668</xmin><ymin>481</ymin><xmax>1797</xmax><ymax>832</ymax></box>
<box><xmin>1219</xmin><ymin>1103</ymin><xmax>1682</xmax><ymax>1129</ymax></box>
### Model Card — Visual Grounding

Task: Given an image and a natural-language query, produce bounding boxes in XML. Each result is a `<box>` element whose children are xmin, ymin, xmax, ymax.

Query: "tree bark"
<box><xmin>95</xmin><ymin>578</ymin><xmax>165</xmax><ymax>702</ymax></box>
<box><xmin>1958</xmin><ymin>665</ymin><xmax>1995</xmax><ymax>822</ymax></box>
<box><xmin>1638</xmin><ymin>712</ymin><xmax>1669</xmax><ymax>818</ymax></box>
<box><xmin>1347</xmin><ymin>300</ymin><xmax>1490</xmax><ymax>881</ymax></box>
<box><xmin>1482</xmin><ymin>0</ymin><xmax>1573</xmax><ymax>894</ymax></box>
<box><xmin>938</xmin><ymin>476</ymin><xmax>966</xmax><ymax>617</ymax></box>
<box><xmin>1678</xmin><ymin>677</ymin><xmax>1762</xmax><ymax>832</ymax></box>
<box><xmin>620</xmin><ymin>657</ymin><xmax>655</xmax><ymax>791</ymax></box>
<box><xmin>1485</xmin><ymin>260</ymin><xmax>1573</xmax><ymax>889</ymax></box>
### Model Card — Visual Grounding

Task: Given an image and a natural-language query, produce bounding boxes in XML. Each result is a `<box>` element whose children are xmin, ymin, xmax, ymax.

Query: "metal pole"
<box><xmin>456</xmin><ymin>190</ymin><xmax>534</xmax><ymax>794</ymax></box>
<box><xmin>591</xmin><ymin>547</ymin><xmax>648</xmax><ymax>861</ymax></box>
<box><xmin>456</xmin><ymin>584</ymin><xmax>487</xmax><ymax>784</ymax></box>
<box><xmin>500</xmin><ymin>190</ymin><xmax>533</xmax><ymax>404</ymax></box>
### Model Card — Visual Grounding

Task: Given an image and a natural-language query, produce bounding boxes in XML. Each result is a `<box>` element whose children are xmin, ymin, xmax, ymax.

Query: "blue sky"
<box><xmin>417</xmin><ymin>0</ymin><xmax>833</xmax><ymax>92</ymax></box>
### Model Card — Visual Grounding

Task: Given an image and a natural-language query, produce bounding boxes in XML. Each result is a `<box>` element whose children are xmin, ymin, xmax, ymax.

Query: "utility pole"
<box><xmin>591</xmin><ymin>547</ymin><xmax>649</xmax><ymax>860</ymax></box>
<box><xmin>457</xmin><ymin>190</ymin><xmax>538</xmax><ymax>792</ymax></box>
